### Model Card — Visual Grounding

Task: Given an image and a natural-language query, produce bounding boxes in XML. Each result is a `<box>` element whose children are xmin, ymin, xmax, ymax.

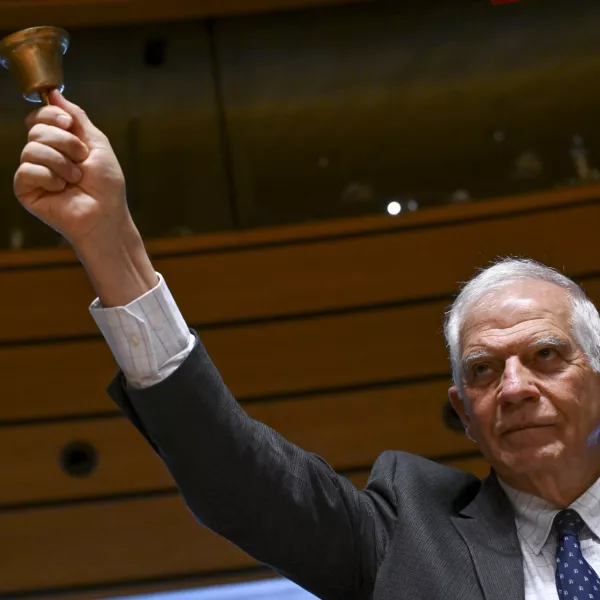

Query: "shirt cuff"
<box><xmin>89</xmin><ymin>272</ymin><xmax>195</xmax><ymax>389</ymax></box>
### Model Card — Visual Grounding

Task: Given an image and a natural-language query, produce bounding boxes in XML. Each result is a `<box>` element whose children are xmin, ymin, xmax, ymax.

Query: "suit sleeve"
<box><xmin>108</xmin><ymin>330</ymin><xmax>399</xmax><ymax>600</ymax></box>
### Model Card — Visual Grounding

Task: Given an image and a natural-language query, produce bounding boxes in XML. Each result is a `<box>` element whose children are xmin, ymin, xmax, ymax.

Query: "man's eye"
<box><xmin>538</xmin><ymin>348</ymin><xmax>557</xmax><ymax>360</ymax></box>
<box><xmin>473</xmin><ymin>363</ymin><xmax>490</xmax><ymax>376</ymax></box>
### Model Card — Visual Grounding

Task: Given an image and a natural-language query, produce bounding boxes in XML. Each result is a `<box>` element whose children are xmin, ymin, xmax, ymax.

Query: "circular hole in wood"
<box><xmin>60</xmin><ymin>441</ymin><xmax>98</xmax><ymax>477</ymax></box>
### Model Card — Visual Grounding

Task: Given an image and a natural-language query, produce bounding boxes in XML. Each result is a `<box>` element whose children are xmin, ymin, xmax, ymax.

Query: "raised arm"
<box><xmin>109</xmin><ymin>328</ymin><xmax>400</xmax><ymax>600</ymax></box>
<box><xmin>14</xmin><ymin>92</ymin><xmax>399</xmax><ymax>600</ymax></box>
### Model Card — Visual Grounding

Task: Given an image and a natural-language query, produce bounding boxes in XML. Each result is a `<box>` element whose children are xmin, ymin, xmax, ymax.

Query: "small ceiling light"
<box><xmin>387</xmin><ymin>201</ymin><xmax>401</xmax><ymax>216</ymax></box>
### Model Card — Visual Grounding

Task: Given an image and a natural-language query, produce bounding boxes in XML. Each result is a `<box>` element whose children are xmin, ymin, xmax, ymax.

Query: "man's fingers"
<box><xmin>47</xmin><ymin>90</ymin><xmax>106</xmax><ymax>146</ymax></box>
<box><xmin>14</xmin><ymin>163</ymin><xmax>67</xmax><ymax>198</ymax></box>
<box><xmin>21</xmin><ymin>141</ymin><xmax>83</xmax><ymax>185</ymax></box>
<box><xmin>25</xmin><ymin>105</ymin><xmax>72</xmax><ymax>132</ymax></box>
<box><xmin>28</xmin><ymin>124</ymin><xmax>89</xmax><ymax>164</ymax></box>
<box><xmin>24</xmin><ymin>91</ymin><xmax>107</xmax><ymax>150</ymax></box>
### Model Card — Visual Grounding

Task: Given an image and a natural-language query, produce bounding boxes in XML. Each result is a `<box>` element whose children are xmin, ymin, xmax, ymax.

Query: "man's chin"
<box><xmin>496</xmin><ymin>441</ymin><xmax>565</xmax><ymax>474</ymax></box>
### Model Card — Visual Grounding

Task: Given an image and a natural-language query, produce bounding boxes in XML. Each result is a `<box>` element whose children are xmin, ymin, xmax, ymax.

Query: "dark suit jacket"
<box><xmin>109</xmin><ymin>331</ymin><xmax>526</xmax><ymax>600</ymax></box>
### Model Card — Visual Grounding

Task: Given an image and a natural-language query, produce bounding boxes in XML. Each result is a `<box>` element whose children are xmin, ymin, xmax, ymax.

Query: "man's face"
<box><xmin>449</xmin><ymin>280</ymin><xmax>600</xmax><ymax>480</ymax></box>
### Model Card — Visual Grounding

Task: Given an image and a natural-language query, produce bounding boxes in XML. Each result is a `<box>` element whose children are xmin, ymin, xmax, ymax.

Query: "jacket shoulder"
<box><xmin>366</xmin><ymin>450</ymin><xmax>484</xmax><ymax>514</ymax></box>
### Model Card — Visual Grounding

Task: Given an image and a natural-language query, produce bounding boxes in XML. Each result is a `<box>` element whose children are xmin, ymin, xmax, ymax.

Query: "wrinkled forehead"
<box><xmin>460</xmin><ymin>279</ymin><xmax>573</xmax><ymax>347</ymax></box>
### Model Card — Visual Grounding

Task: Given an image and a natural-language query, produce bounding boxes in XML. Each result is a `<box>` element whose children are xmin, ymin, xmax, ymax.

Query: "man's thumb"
<box><xmin>48</xmin><ymin>89</ymin><xmax>104</xmax><ymax>146</ymax></box>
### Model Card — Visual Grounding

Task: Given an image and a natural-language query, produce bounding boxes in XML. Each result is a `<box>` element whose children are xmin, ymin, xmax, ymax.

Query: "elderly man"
<box><xmin>14</xmin><ymin>91</ymin><xmax>600</xmax><ymax>600</ymax></box>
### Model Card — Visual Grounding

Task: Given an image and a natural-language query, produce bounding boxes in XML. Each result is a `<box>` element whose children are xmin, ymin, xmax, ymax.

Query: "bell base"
<box><xmin>0</xmin><ymin>26</ymin><xmax>69</xmax><ymax>103</ymax></box>
<box><xmin>27</xmin><ymin>82</ymin><xmax>65</xmax><ymax>104</ymax></box>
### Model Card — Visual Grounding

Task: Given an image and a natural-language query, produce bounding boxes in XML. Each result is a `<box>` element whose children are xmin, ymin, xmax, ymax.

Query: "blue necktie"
<box><xmin>555</xmin><ymin>509</ymin><xmax>600</xmax><ymax>598</ymax></box>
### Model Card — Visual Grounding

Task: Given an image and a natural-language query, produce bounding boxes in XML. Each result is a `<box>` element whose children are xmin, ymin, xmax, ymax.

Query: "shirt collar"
<box><xmin>498</xmin><ymin>476</ymin><xmax>600</xmax><ymax>556</ymax></box>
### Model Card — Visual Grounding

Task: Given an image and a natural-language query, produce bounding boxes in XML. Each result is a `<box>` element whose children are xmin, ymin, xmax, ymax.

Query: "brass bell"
<box><xmin>0</xmin><ymin>26</ymin><xmax>69</xmax><ymax>104</ymax></box>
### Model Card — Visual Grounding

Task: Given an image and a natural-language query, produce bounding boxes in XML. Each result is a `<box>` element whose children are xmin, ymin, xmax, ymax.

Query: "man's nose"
<box><xmin>497</xmin><ymin>357</ymin><xmax>540</xmax><ymax>404</ymax></box>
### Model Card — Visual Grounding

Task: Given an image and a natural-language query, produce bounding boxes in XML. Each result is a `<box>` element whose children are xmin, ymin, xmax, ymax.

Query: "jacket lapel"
<box><xmin>451</xmin><ymin>473</ymin><xmax>525</xmax><ymax>600</ymax></box>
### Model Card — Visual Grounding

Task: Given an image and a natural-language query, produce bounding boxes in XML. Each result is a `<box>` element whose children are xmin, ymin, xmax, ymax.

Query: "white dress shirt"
<box><xmin>89</xmin><ymin>273</ymin><xmax>600</xmax><ymax>598</ymax></box>
<box><xmin>89</xmin><ymin>273</ymin><xmax>195</xmax><ymax>389</ymax></box>
<box><xmin>499</xmin><ymin>478</ymin><xmax>600</xmax><ymax>599</ymax></box>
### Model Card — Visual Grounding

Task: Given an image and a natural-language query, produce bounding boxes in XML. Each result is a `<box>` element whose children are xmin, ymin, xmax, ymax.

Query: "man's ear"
<box><xmin>448</xmin><ymin>386</ymin><xmax>476</xmax><ymax>442</ymax></box>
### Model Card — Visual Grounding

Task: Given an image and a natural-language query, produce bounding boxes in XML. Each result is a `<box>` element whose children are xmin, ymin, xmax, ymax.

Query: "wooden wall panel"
<box><xmin>0</xmin><ymin>495</ymin><xmax>254</xmax><ymax>595</ymax></box>
<box><xmin>0</xmin><ymin>298</ymin><xmax>454</xmax><ymax>422</ymax></box>
<box><xmin>0</xmin><ymin>340</ymin><xmax>116</xmax><ymax>422</ymax></box>
<box><xmin>26</xmin><ymin>571</ymin><xmax>276</xmax><ymax>600</ymax></box>
<box><xmin>3</xmin><ymin>272</ymin><xmax>600</xmax><ymax>424</ymax></box>
<box><xmin>444</xmin><ymin>456</ymin><xmax>490</xmax><ymax>480</ymax></box>
<box><xmin>0</xmin><ymin>455</ymin><xmax>486</xmax><ymax>597</ymax></box>
<box><xmin>0</xmin><ymin>185</ymin><xmax>598</xmax><ymax>344</ymax></box>
<box><xmin>0</xmin><ymin>380</ymin><xmax>479</xmax><ymax>505</ymax></box>
<box><xmin>0</xmin><ymin>0</ymin><xmax>371</xmax><ymax>29</ymax></box>
<box><xmin>0</xmin><ymin>417</ymin><xmax>173</xmax><ymax>505</ymax></box>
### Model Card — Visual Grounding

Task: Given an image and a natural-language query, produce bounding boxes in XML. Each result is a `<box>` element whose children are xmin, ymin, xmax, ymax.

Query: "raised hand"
<box><xmin>14</xmin><ymin>89</ymin><xmax>130</xmax><ymax>247</ymax></box>
<box><xmin>14</xmin><ymin>89</ymin><xmax>157</xmax><ymax>306</ymax></box>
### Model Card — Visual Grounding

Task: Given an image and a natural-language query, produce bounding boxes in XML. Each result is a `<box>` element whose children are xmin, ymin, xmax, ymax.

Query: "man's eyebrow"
<box><xmin>530</xmin><ymin>336</ymin><xmax>571</xmax><ymax>352</ymax></box>
<box><xmin>461</xmin><ymin>350</ymin><xmax>493</xmax><ymax>374</ymax></box>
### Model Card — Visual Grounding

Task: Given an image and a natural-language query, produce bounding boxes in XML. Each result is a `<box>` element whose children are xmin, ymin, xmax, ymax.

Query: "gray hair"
<box><xmin>444</xmin><ymin>258</ymin><xmax>600</xmax><ymax>397</ymax></box>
